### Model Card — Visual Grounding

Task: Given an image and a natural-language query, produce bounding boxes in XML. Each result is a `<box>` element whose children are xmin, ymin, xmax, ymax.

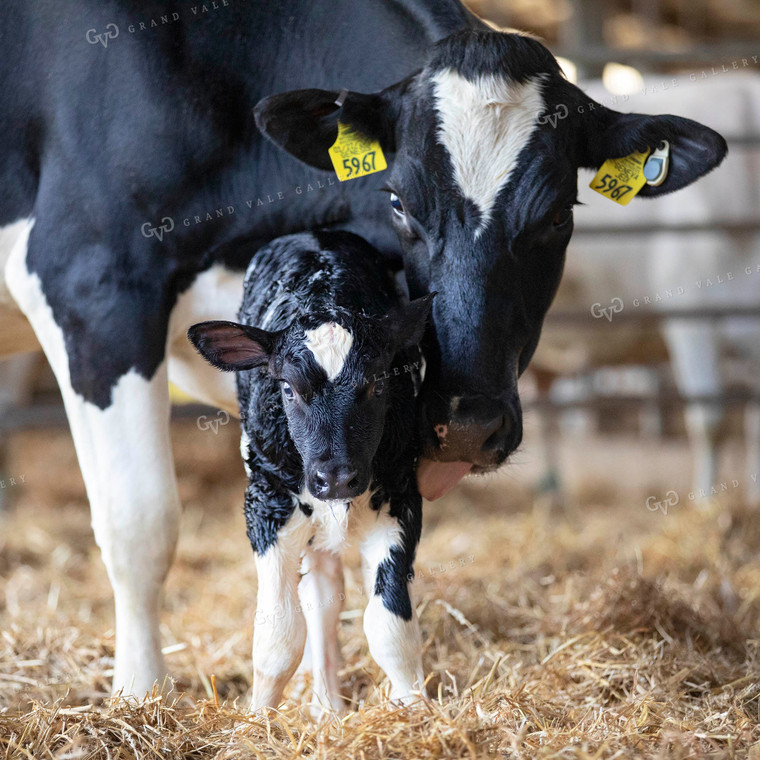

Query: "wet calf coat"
<box><xmin>189</xmin><ymin>231</ymin><xmax>432</xmax><ymax>712</ymax></box>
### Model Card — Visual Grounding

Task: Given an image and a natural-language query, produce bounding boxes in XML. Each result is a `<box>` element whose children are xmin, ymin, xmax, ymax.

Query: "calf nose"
<box><xmin>311</xmin><ymin>462</ymin><xmax>362</xmax><ymax>501</ymax></box>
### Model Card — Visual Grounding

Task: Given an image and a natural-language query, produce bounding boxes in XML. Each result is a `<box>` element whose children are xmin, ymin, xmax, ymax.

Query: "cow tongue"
<box><xmin>417</xmin><ymin>459</ymin><xmax>473</xmax><ymax>501</ymax></box>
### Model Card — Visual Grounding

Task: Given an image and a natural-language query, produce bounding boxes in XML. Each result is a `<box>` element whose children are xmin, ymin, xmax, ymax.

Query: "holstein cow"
<box><xmin>0</xmin><ymin>0</ymin><xmax>726</xmax><ymax>696</ymax></box>
<box><xmin>189</xmin><ymin>230</ymin><xmax>432</xmax><ymax>713</ymax></box>
<box><xmin>532</xmin><ymin>72</ymin><xmax>760</xmax><ymax>503</ymax></box>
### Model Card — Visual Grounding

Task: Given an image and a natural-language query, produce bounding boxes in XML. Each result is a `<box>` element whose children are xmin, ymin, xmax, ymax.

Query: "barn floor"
<box><xmin>1</xmin><ymin>419</ymin><xmax>759</xmax><ymax>758</ymax></box>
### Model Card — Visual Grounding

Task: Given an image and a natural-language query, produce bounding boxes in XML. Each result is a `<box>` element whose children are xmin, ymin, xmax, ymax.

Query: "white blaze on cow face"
<box><xmin>304</xmin><ymin>322</ymin><xmax>354</xmax><ymax>381</ymax></box>
<box><xmin>432</xmin><ymin>69</ymin><xmax>545</xmax><ymax>235</ymax></box>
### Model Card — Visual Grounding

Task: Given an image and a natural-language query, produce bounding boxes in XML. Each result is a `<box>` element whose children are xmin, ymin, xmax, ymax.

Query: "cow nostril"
<box><xmin>481</xmin><ymin>416</ymin><xmax>508</xmax><ymax>451</ymax></box>
<box><xmin>314</xmin><ymin>471</ymin><xmax>329</xmax><ymax>491</ymax></box>
<box><xmin>347</xmin><ymin>475</ymin><xmax>360</xmax><ymax>491</ymax></box>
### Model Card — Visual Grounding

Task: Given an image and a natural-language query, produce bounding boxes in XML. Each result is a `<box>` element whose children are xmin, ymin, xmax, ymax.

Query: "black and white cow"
<box><xmin>189</xmin><ymin>230</ymin><xmax>432</xmax><ymax>713</ymax></box>
<box><xmin>1</xmin><ymin>0</ymin><xmax>726</xmax><ymax>696</ymax></box>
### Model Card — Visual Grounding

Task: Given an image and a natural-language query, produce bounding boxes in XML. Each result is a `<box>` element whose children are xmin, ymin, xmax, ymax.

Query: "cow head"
<box><xmin>254</xmin><ymin>29</ymin><xmax>727</xmax><ymax>499</ymax></box>
<box><xmin>188</xmin><ymin>295</ymin><xmax>432</xmax><ymax>502</ymax></box>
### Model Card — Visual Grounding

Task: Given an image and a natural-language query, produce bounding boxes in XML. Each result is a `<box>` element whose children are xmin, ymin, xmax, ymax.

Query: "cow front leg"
<box><xmin>298</xmin><ymin>547</ymin><xmax>345</xmax><ymax>716</ymax></box>
<box><xmin>359</xmin><ymin>506</ymin><xmax>425</xmax><ymax>702</ymax></box>
<box><xmin>251</xmin><ymin>514</ymin><xmax>310</xmax><ymax>711</ymax></box>
<box><xmin>6</xmin><ymin>222</ymin><xmax>181</xmax><ymax>697</ymax></box>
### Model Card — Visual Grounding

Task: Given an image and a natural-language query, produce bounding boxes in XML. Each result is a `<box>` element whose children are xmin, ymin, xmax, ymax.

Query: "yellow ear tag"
<box><xmin>590</xmin><ymin>148</ymin><xmax>651</xmax><ymax>205</ymax></box>
<box><xmin>328</xmin><ymin>122</ymin><xmax>387</xmax><ymax>182</ymax></box>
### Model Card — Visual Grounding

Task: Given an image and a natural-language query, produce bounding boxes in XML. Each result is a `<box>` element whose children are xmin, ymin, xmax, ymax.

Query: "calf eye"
<box><xmin>552</xmin><ymin>206</ymin><xmax>573</xmax><ymax>228</ymax></box>
<box><xmin>389</xmin><ymin>193</ymin><xmax>405</xmax><ymax>217</ymax></box>
<box><xmin>373</xmin><ymin>379</ymin><xmax>387</xmax><ymax>397</ymax></box>
<box><xmin>282</xmin><ymin>382</ymin><xmax>295</xmax><ymax>400</ymax></box>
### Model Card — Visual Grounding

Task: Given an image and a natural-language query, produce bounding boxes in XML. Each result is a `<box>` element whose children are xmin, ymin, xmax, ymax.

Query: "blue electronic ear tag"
<box><xmin>643</xmin><ymin>141</ymin><xmax>670</xmax><ymax>187</ymax></box>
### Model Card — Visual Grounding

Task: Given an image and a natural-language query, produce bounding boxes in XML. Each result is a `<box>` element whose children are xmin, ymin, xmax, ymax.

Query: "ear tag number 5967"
<box><xmin>590</xmin><ymin>148</ymin><xmax>651</xmax><ymax>206</ymax></box>
<box><xmin>328</xmin><ymin>122</ymin><xmax>387</xmax><ymax>182</ymax></box>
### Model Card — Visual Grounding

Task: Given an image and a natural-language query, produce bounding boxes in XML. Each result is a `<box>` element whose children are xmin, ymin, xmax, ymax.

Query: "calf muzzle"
<box><xmin>308</xmin><ymin>461</ymin><xmax>365</xmax><ymax>502</ymax></box>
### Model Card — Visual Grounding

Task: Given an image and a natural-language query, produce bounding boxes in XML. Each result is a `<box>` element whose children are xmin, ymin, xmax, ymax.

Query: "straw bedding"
<box><xmin>1</xmin><ymin>422</ymin><xmax>758</xmax><ymax>758</ymax></box>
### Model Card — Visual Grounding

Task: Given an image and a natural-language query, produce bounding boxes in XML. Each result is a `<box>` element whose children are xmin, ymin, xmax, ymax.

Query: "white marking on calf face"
<box><xmin>304</xmin><ymin>322</ymin><xmax>353</xmax><ymax>381</ymax></box>
<box><xmin>432</xmin><ymin>69</ymin><xmax>545</xmax><ymax>235</ymax></box>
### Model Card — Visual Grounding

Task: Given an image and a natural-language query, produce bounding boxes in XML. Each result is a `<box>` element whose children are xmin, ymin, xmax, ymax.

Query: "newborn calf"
<box><xmin>188</xmin><ymin>231</ymin><xmax>432</xmax><ymax>713</ymax></box>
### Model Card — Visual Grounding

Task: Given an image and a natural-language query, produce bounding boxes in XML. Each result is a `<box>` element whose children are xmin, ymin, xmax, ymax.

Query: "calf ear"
<box><xmin>385</xmin><ymin>293</ymin><xmax>436</xmax><ymax>350</ymax></box>
<box><xmin>580</xmin><ymin>108</ymin><xmax>728</xmax><ymax>197</ymax></box>
<box><xmin>254</xmin><ymin>85</ymin><xmax>399</xmax><ymax>171</ymax></box>
<box><xmin>187</xmin><ymin>321</ymin><xmax>277</xmax><ymax>372</ymax></box>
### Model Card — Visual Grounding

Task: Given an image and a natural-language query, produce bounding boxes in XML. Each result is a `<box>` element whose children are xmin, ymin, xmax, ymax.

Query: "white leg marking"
<box><xmin>6</xmin><ymin>223</ymin><xmax>181</xmax><ymax>697</ymax></box>
<box><xmin>298</xmin><ymin>548</ymin><xmax>346</xmax><ymax>716</ymax></box>
<box><xmin>433</xmin><ymin>70</ymin><xmax>544</xmax><ymax>234</ymax></box>
<box><xmin>357</xmin><ymin>505</ymin><xmax>425</xmax><ymax>702</ymax></box>
<box><xmin>251</xmin><ymin>510</ymin><xmax>311</xmax><ymax>711</ymax></box>
<box><xmin>167</xmin><ymin>264</ymin><xmax>243</xmax><ymax>413</ymax></box>
<box><xmin>304</xmin><ymin>322</ymin><xmax>353</xmax><ymax>381</ymax></box>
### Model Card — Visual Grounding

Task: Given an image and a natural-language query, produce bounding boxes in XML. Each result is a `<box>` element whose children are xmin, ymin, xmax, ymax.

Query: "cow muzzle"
<box><xmin>417</xmin><ymin>393</ymin><xmax>523</xmax><ymax>501</ymax></box>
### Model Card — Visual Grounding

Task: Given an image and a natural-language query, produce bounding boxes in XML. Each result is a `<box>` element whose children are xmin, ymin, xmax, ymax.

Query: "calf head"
<box><xmin>188</xmin><ymin>296</ymin><xmax>433</xmax><ymax>502</ymax></box>
<box><xmin>254</xmin><ymin>29</ymin><xmax>727</xmax><ymax>498</ymax></box>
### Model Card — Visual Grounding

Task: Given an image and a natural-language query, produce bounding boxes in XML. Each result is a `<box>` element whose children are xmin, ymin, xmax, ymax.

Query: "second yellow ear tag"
<box><xmin>590</xmin><ymin>149</ymin><xmax>651</xmax><ymax>205</ymax></box>
<box><xmin>328</xmin><ymin>122</ymin><xmax>387</xmax><ymax>182</ymax></box>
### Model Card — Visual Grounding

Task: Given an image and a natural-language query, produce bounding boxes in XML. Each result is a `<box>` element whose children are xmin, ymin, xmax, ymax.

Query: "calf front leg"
<box><xmin>298</xmin><ymin>548</ymin><xmax>345</xmax><ymax>716</ymax></box>
<box><xmin>359</xmin><ymin>503</ymin><xmax>425</xmax><ymax>702</ymax></box>
<box><xmin>251</xmin><ymin>511</ymin><xmax>311</xmax><ymax>711</ymax></box>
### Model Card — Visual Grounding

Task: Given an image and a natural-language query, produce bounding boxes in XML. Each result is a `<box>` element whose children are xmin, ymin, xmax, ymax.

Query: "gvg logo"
<box><xmin>86</xmin><ymin>24</ymin><xmax>119</xmax><ymax>48</ymax></box>
<box><xmin>590</xmin><ymin>297</ymin><xmax>624</xmax><ymax>322</ymax></box>
<box><xmin>646</xmin><ymin>490</ymin><xmax>680</xmax><ymax>515</ymax></box>
<box><xmin>141</xmin><ymin>217</ymin><xmax>175</xmax><ymax>242</ymax></box>
<box><xmin>197</xmin><ymin>410</ymin><xmax>231</xmax><ymax>434</ymax></box>
<box><xmin>536</xmin><ymin>103</ymin><xmax>568</xmax><ymax>129</ymax></box>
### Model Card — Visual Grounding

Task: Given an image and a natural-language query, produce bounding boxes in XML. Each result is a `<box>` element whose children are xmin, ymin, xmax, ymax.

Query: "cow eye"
<box><xmin>373</xmin><ymin>379</ymin><xmax>386</xmax><ymax>397</ymax></box>
<box><xmin>389</xmin><ymin>193</ymin><xmax>405</xmax><ymax>217</ymax></box>
<box><xmin>552</xmin><ymin>206</ymin><xmax>573</xmax><ymax>228</ymax></box>
<box><xmin>282</xmin><ymin>382</ymin><xmax>295</xmax><ymax>400</ymax></box>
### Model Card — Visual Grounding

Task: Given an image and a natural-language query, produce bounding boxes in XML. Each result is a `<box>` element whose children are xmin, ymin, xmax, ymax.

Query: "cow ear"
<box><xmin>254</xmin><ymin>86</ymin><xmax>398</xmax><ymax>171</ymax></box>
<box><xmin>187</xmin><ymin>321</ymin><xmax>276</xmax><ymax>371</ymax></box>
<box><xmin>580</xmin><ymin>108</ymin><xmax>727</xmax><ymax>197</ymax></box>
<box><xmin>385</xmin><ymin>293</ymin><xmax>436</xmax><ymax>350</ymax></box>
